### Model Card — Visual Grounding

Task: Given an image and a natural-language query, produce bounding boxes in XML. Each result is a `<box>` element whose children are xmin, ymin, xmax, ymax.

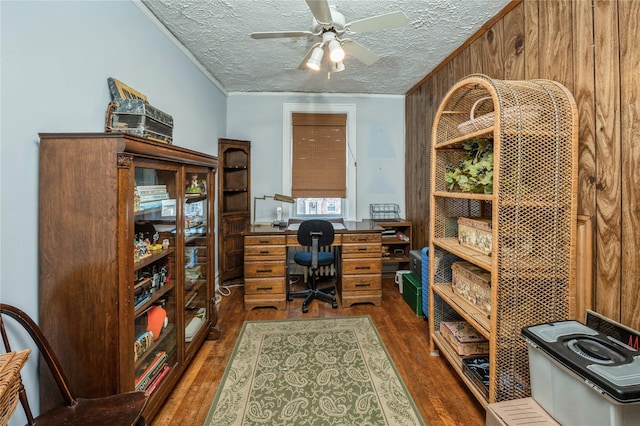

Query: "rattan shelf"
<box><xmin>428</xmin><ymin>74</ymin><xmax>578</xmax><ymax>405</ymax></box>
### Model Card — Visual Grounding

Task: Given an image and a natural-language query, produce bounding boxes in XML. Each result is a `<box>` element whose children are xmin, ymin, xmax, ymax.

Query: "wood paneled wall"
<box><xmin>405</xmin><ymin>0</ymin><xmax>640</xmax><ymax>331</ymax></box>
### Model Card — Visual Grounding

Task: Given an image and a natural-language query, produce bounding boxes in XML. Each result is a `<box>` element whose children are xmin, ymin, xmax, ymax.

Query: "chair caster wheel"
<box><xmin>332</xmin><ymin>302</ymin><xmax>338</xmax><ymax>309</ymax></box>
<box><xmin>302</xmin><ymin>306</ymin><xmax>309</xmax><ymax>313</ymax></box>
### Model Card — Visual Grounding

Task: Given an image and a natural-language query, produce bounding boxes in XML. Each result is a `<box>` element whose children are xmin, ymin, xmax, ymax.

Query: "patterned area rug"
<box><xmin>204</xmin><ymin>316</ymin><xmax>425</xmax><ymax>426</ymax></box>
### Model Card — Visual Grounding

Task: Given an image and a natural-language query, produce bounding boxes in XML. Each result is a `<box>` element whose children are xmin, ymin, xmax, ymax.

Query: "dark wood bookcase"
<box><xmin>38</xmin><ymin>133</ymin><xmax>217</xmax><ymax>421</ymax></box>
<box><xmin>218</xmin><ymin>138</ymin><xmax>251</xmax><ymax>283</ymax></box>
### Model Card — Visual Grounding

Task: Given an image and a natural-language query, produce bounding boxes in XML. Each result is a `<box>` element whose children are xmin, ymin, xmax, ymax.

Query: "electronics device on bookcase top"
<box><xmin>105</xmin><ymin>77</ymin><xmax>174</xmax><ymax>144</ymax></box>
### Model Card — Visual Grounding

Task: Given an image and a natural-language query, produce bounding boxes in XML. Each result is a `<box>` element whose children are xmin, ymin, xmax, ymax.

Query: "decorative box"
<box><xmin>451</xmin><ymin>261</ymin><xmax>491</xmax><ymax>314</ymax></box>
<box><xmin>457</xmin><ymin>217</ymin><xmax>492</xmax><ymax>255</ymax></box>
<box><xmin>463</xmin><ymin>355</ymin><xmax>490</xmax><ymax>398</ymax></box>
<box><xmin>440</xmin><ymin>321</ymin><xmax>489</xmax><ymax>356</ymax></box>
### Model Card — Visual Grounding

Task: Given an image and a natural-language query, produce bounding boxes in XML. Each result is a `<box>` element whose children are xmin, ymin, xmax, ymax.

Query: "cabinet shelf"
<box><xmin>431</xmin><ymin>331</ymin><xmax>489</xmax><ymax>407</ymax></box>
<box><xmin>433</xmin><ymin>191</ymin><xmax>494</xmax><ymax>201</ymax></box>
<box><xmin>218</xmin><ymin>139</ymin><xmax>251</xmax><ymax>283</ymax></box>
<box><xmin>434</xmin><ymin>126</ymin><xmax>494</xmax><ymax>149</ymax></box>
<box><xmin>134</xmin><ymin>249</ymin><xmax>174</xmax><ymax>272</ymax></box>
<box><xmin>135</xmin><ymin>323</ymin><xmax>176</xmax><ymax>370</ymax></box>
<box><xmin>433</xmin><ymin>237</ymin><xmax>491</xmax><ymax>270</ymax></box>
<box><xmin>431</xmin><ymin>283</ymin><xmax>490</xmax><ymax>337</ymax></box>
<box><xmin>134</xmin><ymin>284</ymin><xmax>174</xmax><ymax>317</ymax></box>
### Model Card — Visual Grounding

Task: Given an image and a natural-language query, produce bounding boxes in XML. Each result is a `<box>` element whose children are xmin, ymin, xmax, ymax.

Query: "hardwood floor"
<box><xmin>152</xmin><ymin>275</ymin><xmax>486</xmax><ymax>425</ymax></box>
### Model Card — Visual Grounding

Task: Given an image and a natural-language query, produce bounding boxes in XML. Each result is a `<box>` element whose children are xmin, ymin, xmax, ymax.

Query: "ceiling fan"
<box><xmin>250</xmin><ymin>0</ymin><xmax>409</xmax><ymax>73</ymax></box>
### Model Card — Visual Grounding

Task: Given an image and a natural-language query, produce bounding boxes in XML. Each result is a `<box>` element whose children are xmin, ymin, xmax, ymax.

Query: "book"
<box><xmin>134</xmin><ymin>331</ymin><xmax>153</xmax><ymax>362</ymax></box>
<box><xmin>145</xmin><ymin>364</ymin><xmax>170</xmax><ymax>395</ymax></box>
<box><xmin>139</xmin><ymin>192</ymin><xmax>170</xmax><ymax>202</ymax></box>
<box><xmin>135</xmin><ymin>351</ymin><xmax>167</xmax><ymax>391</ymax></box>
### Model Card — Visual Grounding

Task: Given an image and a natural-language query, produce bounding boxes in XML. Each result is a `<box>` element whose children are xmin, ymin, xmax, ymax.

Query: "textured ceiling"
<box><xmin>141</xmin><ymin>0</ymin><xmax>511</xmax><ymax>95</ymax></box>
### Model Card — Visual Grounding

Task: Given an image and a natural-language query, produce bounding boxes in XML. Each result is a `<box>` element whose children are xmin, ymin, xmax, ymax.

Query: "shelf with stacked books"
<box><xmin>375</xmin><ymin>220</ymin><xmax>412</xmax><ymax>272</ymax></box>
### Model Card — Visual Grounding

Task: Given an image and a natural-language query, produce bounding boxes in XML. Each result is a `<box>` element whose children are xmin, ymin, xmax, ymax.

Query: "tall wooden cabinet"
<box><xmin>218</xmin><ymin>138</ymin><xmax>251</xmax><ymax>283</ymax></box>
<box><xmin>428</xmin><ymin>75</ymin><xmax>578</xmax><ymax>405</ymax></box>
<box><xmin>38</xmin><ymin>133</ymin><xmax>217</xmax><ymax>421</ymax></box>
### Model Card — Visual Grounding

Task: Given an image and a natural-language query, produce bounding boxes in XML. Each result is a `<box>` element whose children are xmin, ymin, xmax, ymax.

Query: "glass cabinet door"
<box><xmin>132</xmin><ymin>164</ymin><xmax>178</xmax><ymax>395</ymax></box>
<box><xmin>184</xmin><ymin>169</ymin><xmax>210</xmax><ymax>351</ymax></box>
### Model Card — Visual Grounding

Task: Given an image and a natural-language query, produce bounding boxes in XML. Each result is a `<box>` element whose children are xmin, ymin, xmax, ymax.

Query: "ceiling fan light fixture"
<box><xmin>332</xmin><ymin>61</ymin><xmax>345</xmax><ymax>72</ymax></box>
<box><xmin>328</xmin><ymin>39</ymin><xmax>345</xmax><ymax>62</ymax></box>
<box><xmin>306</xmin><ymin>46</ymin><xmax>324</xmax><ymax>70</ymax></box>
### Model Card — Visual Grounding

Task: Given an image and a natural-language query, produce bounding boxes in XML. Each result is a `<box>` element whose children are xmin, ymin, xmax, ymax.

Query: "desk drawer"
<box><xmin>342</xmin><ymin>233</ymin><xmax>381</xmax><ymax>244</ymax></box>
<box><xmin>342</xmin><ymin>258</ymin><xmax>382</xmax><ymax>275</ymax></box>
<box><xmin>341</xmin><ymin>274</ymin><xmax>382</xmax><ymax>292</ymax></box>
<box><xmin>244</xmin><ymin>278</ymin><xmax>286</xmax><ymax>295</ymax></box>
<box><xmin>244</xmin><ymin>261</ymin><xmax>286</xmax><ymax>278</ymax></box>
<box><xmin>244</xmin><ymin>245</ymin><xmax>286</xmax><ymax>259</ymax></box>
<box><xmin>342</xmin><ymin>243</ymin><xmax>382</xmax><ymax>258</ymax></box>
<box><xmin>287</xmin><ymin>234</ymin><xmax>342</xmax><ymax>246</ymax></box>
<box><xmin>245</xmin><ymin>235</ymin><xmax>286</xmax><ymax>246</ymax></box>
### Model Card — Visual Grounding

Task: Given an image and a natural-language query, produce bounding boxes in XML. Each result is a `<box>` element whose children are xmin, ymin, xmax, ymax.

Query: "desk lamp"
<box><xmin>253</xmin><ymin>194</ymin><xmax>295</xmax><ymax>226</ymax></box>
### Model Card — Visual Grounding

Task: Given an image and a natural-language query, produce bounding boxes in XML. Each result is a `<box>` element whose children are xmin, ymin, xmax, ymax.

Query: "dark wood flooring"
<box><xmin>152</xmin><ymin>275</ymin><xmax>485</xmax><ymax>425</ymax></box>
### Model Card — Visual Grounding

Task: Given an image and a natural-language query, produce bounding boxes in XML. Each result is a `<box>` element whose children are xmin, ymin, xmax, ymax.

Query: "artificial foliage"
<box><xmin>445</xmin><ymin>138</ymin><xmax>494</xmax><ymax>193</ymax></box>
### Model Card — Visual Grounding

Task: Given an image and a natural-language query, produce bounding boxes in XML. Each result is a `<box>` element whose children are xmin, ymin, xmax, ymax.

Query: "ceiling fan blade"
<box><xmin>341</xmin><ymin>40</ymin><xmax>380</xmax><ymax>66</ymax></box>
<box><xmin>305</xmin><ymin>0</ymin><xmax>332</xmax><ymax>24</ymax></box>
<box><xmin>346</xmin><ymin>10</ymin><xmax>409</xmax><ymax>34</ymax></box>
<box><xmin>251</xmin><ymin>31</ymin><xmax>314</xmax><ymax>39</ymax></box>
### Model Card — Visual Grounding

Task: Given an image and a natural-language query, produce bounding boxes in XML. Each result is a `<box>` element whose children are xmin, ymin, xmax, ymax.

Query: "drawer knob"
<box><xmin>256</xmin><ymin>269</ymin><xmax>272</xmax><ymax>273</ymax></box>
<box><xmin>355</xmin><ymin>266</ymin><xmax>370</xmax><ymax>270</ymax></box>
<box><xmin>257</xmin><ymin>286</ymin><xmax>273</xmax><ymax>291</ymax></box>
<box><xmin>260</xmin><ymin>250</ymin><xmax>269</xmax><ymax>254</ymax></box>
<box><xmin>355</xmin><ymin>283</ymin><xmax>370</xmax><ymax>287</ymax></box>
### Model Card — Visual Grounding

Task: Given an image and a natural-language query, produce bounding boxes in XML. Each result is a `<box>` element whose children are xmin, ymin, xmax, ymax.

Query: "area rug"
<box><xmin>204</xmin><ymin>316</ymin><xmax>425</xmax><ymax>426</ymax></box>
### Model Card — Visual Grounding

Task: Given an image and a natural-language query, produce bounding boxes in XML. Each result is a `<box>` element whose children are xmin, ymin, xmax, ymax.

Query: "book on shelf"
<box><xmin>139</xmin><ymin>192</ymin><xmax>170</xmax><ymax>202</ymax></box>
<box><xmin>136</xmin><ymin>185</ymin><xmax>167</xmax><ymax>193</ymax></box>
<box><xmin>135</xmin><ymin>351</ymin><xmax>168</xmax><ymax>391</ymax></box>
<box><xmin>145</xmin><ymin>364</ymin><xmax>170</xmax><ymax>395</ymax></box>
<box><xmin>134</xmin><ymin>331</ymin><xmax>153</xmax><ymax>362</ymax></box>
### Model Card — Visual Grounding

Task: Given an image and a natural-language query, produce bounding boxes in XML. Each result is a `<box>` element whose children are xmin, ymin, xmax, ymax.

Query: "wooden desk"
<box><xmin>243</xmin><ymin>220</ymin><xmax>383</xmax><ymax>310</ymax></box>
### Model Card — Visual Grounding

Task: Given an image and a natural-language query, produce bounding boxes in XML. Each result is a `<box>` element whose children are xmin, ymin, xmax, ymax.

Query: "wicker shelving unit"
<box><xmin>428</xmin><ymin>75</ymin><xmax>578</xmax><ymax>405</ymax></box>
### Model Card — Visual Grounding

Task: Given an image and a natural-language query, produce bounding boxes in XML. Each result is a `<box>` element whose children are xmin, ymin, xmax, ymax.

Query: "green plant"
<box><xmin>445</xmin><ymin>138</ymin><xmax>493</xmax><ymax>193</ymax></box>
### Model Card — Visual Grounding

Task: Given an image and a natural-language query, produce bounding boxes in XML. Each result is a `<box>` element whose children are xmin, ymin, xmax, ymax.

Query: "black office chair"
<box><xmin>288</xmin><ymin>220</ymin><xmax>339</xmax><ymax>313</ymax></box>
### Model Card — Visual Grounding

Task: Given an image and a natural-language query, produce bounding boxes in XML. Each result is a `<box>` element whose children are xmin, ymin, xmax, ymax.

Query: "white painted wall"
<box><xmin>0</xmin><ymin>1</ymin><xmax>226</xmax><ymax>423</ymax></box>
<box><xmin>227</xmin><ymin>93</ymin><xmax>406</xmax><ymax>223</ymax></box>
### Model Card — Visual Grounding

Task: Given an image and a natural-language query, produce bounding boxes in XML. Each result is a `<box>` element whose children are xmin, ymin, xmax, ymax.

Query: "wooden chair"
<box><xmin>0</xmin><ymin>303</ymin><xmax>148</xmax><ymax>425</ymax></box>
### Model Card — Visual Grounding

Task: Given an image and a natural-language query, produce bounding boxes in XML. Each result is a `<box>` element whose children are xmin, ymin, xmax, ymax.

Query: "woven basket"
<box><xmin>0</xmin><ymin>350</ymin><xmax>30</xmax><ymax>424</ymax></box>
<box><xmin>458</xmin><ymin>97</ymin><xmax>540</xmax><ymax>135</ymax></box>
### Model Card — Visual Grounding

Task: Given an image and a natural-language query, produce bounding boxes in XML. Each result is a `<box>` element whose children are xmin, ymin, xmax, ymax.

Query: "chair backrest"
<box><xmin>296</xmin><ymin>220</ymin><xmax>335</xmax><ymax>247</ymax></box>
<box><xmin>0</xmin><ymin>303</ymin><xmax>77</xmax><ymax>425</ymax></box>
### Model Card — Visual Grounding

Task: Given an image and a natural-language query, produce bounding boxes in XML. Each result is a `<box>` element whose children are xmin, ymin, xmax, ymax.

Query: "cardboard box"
<box><xmin>458</xmin><ymin>217</ymin><xmax>492</xmax><ymax>254</ymax></box>
<box><xmin>486</xmin><ymin>398</ymin><xmax>559</xmax><ymax>426</ymax></box>
<box><xmin>451</xmin><ymin>261</ymin><xmax>491</xmax><ymax>313</ymax></box>
<box><xmin>439</xmin><ymin>321</ymin><xmax>489</xmax><ymax>356</ymax></box>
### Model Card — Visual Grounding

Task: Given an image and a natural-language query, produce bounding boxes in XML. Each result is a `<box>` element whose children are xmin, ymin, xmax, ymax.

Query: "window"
<box><xmin>291</xmin><ymin>112</ymin><xmax>346</xmax><ymax>217</ymax></box>
<box><xmin>283</xmin><ymin>104</ymin><xmax>357</xmax><ymax>220</ymax></box>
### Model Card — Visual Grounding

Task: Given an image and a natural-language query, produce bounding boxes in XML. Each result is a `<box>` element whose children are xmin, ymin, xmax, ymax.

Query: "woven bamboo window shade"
<box><xmin>291</xmin><ymin>113</ymin><xmax>347</xmax><ymax>198</ymax></box>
